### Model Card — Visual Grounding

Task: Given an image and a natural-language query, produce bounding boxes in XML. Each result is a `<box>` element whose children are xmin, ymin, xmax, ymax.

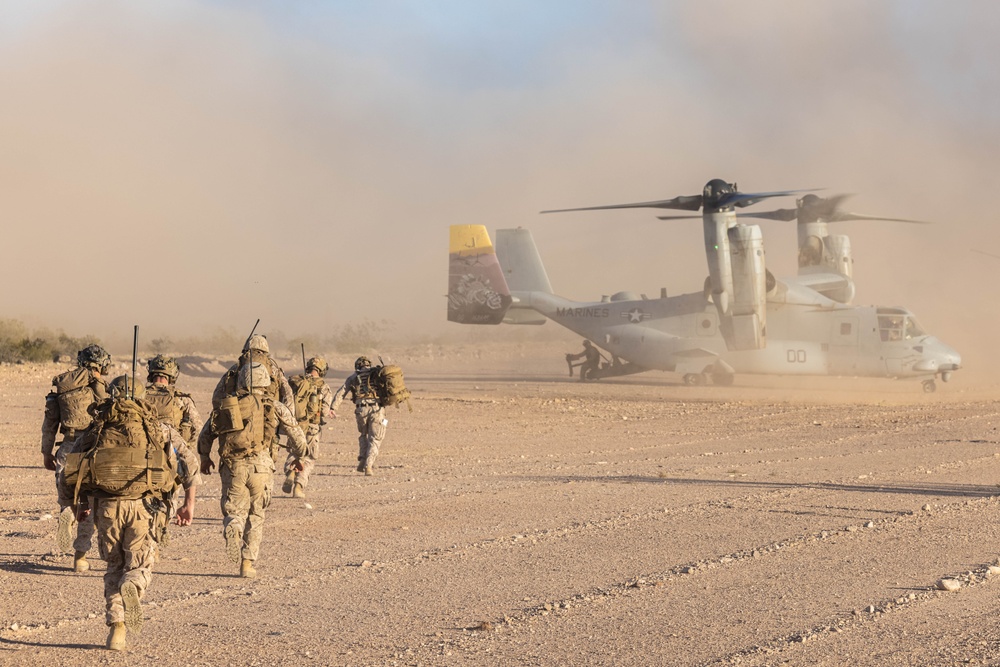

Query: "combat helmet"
<box><xmin>78</xmin><ymin>344</ymin><xmax>111</xmax><ymax>373</ymax></box>
<box><xmin>355</xmin><ymin>356</ymin><xmax>372</xmax><ymax>371</ymax></box>
<box><xmin>109</xmin><ymin>375</ymin><xmax>146</xmax><ymax>400</ymax></box>
<box><xmin>147</xmin><ymin>354</ymin><xmax>180</xmax><ymax>382</ymax></box>
<box><xmin>243</xmin><ymin>334</ymin><xmax>270</xmax><ymax>355</ymax></box>
<box><xmin>306</xmin><ymin>356</ymin><xmax>329</xmax><ymax>377</ymax></box>
<box><xmin>238</xmin><ymin>362</ymin><xmax>271</xmax><ymax>391</ymax></box>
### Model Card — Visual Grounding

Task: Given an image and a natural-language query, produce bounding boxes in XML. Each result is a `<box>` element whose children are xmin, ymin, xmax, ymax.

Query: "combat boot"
<box><xmin>106</xmin><ymin>622</ymin><xmax>127</xmax><ymax>651</ymax></box>
<box><xmin>57</xmin><ymin>506</ymin><xmax>75</xmax><ymax>552</ymax></box>
<box><xmin>120</xmin><ymin>581</ymin><xmax>143</xmax><ymax>633</ymax></box>
<box><xmin>240</xmin><ymin>559</ymin><xmax>257</xmax><ymax>579</ymax></box>
<box><xmin>292</xmin><ymin>483</ymin><xmax>305</xmax><ymax>499</ymax></box>
<box><xmin>364</xmin><ymin>465</ymin><xmax>373</xmax><ymax>476</ymax></box>
<box><xmin>282</xmin><ymin>471</ymin><xmax>296</xmax><ymax>494</ymax></box>
<box><xmin>224</xmin><ymin>522</ymin><xmax>242</xmax><ymax>564</ymax></box>
<box><xmin>73</xmin><ymin>550</ymin><xmax>90</xmax><ymax>573</ymax></box>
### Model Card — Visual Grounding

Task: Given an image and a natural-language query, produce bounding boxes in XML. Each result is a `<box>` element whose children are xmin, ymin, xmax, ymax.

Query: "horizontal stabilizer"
<box><xmin>448</xmin><ymin>225</ymin><xmax>513</xmax><ymax>324</ymax></box>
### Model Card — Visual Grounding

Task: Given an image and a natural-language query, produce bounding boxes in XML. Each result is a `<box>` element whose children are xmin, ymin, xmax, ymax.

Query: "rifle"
<box><xmin>301</xmin><ymin>343</ymin><xmax>307</xmax><ymax>375</ymax></box>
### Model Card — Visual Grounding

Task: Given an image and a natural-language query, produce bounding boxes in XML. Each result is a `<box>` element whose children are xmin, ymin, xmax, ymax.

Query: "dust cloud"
<box><xmin>0</xmin><ymin>2</ymin><xmax>997</xmax><ymax>381</ymax></box>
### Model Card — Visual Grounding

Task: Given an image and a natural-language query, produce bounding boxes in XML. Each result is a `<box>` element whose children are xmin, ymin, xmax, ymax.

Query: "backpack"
<box><xmin>64</xmin><ymin>397</ymin><xmax>174</xmax><ymax>502</ymax></box>
<box><xmin>53</xmin><ymin>367</ymin><xmax>100</xmax><ymax>431</ymax></box>
<box><xmin>212</xmin><ymin>351</ymin><xmax>281</xmax><ymax>409</ymax></box>
<box><xmin>212</xmin><ymin>393</ymin><xmax>268</xmax><ymax>460</ymax></box>
<box><xmin>372</xmin><ymin>364</ymin><xmax>412</xmax><ymax>411</ymax></box>
<box><xmin>145</xmin><ymin>384</ymin><xmax>183</xmax><ymax>429</ymax></box>
<box><xmin>289</xmin><ymin>375</ymin><xmax>323</xmax><ymax>424</ymax></box>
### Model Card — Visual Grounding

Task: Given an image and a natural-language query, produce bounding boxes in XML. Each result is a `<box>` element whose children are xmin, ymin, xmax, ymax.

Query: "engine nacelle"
<box><xmin>726</xmin><ymin>224</ymin><xmax>767</xmax><ymax>350</ymax></box>
<box><xmin>824</xmin><ymin>234</ymin><xmax>853</xmax><ymax>279</ymax></box>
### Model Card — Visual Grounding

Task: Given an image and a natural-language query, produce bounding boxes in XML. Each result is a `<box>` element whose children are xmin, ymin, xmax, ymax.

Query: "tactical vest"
<box><xmin>213</xmin><ymin>392</ymin><xmax>276</xmax><ymax>460</ymax></box>
<box><xmin>354</xmin><ymin>368</ymin><xmax>379</xmax><ymax>403</ymax></box>
<box><xmin>63</xmin><ymin>397</ymin><xmax>174</xmax><ymax>502</ymax></box>
<box><xmin>213</xmin><ymin>350</ymin><xmax>281</xmax><ymax>409</ymax></box>
<box><xmin>144</xmin><ymin>384</ymin><xmax>184</xmax><ymax>429</ymax></box>
<box><xmin>289</xmin><ymin>374</ymin><xmax>323</xmax><ymax>424</ymax></box>
<box><xmin>52</xmin><ymin>367</ymin><xmax>102</xmax><ymax>431</ymax></box>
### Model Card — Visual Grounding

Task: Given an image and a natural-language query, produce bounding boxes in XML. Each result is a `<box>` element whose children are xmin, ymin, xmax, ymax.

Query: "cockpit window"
<box><xmin>879</xmin><ymin>314</ymin><xmax>925</xmax><ymax>342</ymax></box>
<box><xmin>904</xmin><ymin>317</ymin><xmax>924</xmax><ymax>338</ymax></box>
<box><xmin>878</xmin><ymin>315</ymin><xmax>903</xmax><ymax>342</ymax></box>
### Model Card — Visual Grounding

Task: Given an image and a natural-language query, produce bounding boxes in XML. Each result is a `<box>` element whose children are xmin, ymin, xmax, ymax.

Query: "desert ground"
<box><xmin>2</xmin><ymin>340</ymin><xmax>1000</xmax><ymax>666</ymax></box>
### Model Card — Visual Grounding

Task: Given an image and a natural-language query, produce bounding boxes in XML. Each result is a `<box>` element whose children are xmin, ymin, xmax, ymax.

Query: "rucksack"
<box><xmin>53</xmin><ymin>367</ymin><xmax>100</xmax><ymax>431</ymax></box>
<box><xmin>372</xmin><ymin>364</ymin><xmax>412</xmax><ymax>411</ymax></box>
<box><xmin>289</xmin><ymin>375</ymin><xmax>323</xmax><ymax>424</ymax></box>
<box><xmin>64</xmin><ymin>397</ymin><xmax>174</xmax><ymax>502</ymax></box>
<box><xmin>212</xmin><ymin>351</ymin><xmax>281</xmax><ymax>409</ymax></box>
<box><xmin>212</xmin><ymin>393</ymin><xmax>269</xmax><ymax>460</ymax></box>
<box><xmin>144</xmin><ymin>384</ymin><xmax>184</xmax><ymax>429</ymax></box>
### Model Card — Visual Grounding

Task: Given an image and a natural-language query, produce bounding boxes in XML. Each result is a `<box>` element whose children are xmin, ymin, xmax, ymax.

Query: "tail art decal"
<box><xmin>448</xmin><ymin>225</ymin><xmax>512</xmax><ymax>324</ymax></box>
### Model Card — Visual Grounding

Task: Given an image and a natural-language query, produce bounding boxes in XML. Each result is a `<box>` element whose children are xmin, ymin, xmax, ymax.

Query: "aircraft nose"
<box><xmin>912</xmin><ymin>338</ymin><xmax>961</xmax><ymax>373</ymax></box>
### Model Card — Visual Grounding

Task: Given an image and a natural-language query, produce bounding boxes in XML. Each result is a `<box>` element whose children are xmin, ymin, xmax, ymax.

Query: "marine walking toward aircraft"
<box><xmin>333</xmin><ymin>357</ymin><xmax>382</xmax><ymax>475</ymax></box>
<box><xmin>143</xmin><ymin>354</ymin><xmax>203</xmax><ymax>550</ymax></box>
<box><xmin>60</xmin><ymin>372</ymin><xmax>197</xmax><ymax>651</ymax></box>
<box><xmin>283</xmin><ymin>355</ymin><xmax>334</xmax><ymax>498</ymax></box>
<box><xmin>212</xmin><ymin>332</ymin><xmax>294</xmax><ymax>457</ymax></box>
<box><xmin>41</xmin><ymin>343</ymin><xmax>111</xmax><ymax>572</ymax></box>
<box><xmin>198</xmin><ymin>362</ymin><xmax>310</xmax><ymax>578</ymax></box>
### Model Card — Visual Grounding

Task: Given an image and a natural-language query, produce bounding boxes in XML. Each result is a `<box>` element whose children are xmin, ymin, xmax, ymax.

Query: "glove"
<box><xmin>43</xmin><ymin>453</ymin><xmax>57</xmax><ymax>471</ymax></box>
<box><xmin>200</xmin><ymin>456</ymin><xmax>215</xmax><ymax>476</ymax></box>
<box><xmin>75</xmin><ymin>505</ymin><xmax>91</xmax><ymax>522</ymax></box>
<box><xmin>292</xmin><ymin>460</ymin><xmax>305</xmax><ymax>472</ymax></box>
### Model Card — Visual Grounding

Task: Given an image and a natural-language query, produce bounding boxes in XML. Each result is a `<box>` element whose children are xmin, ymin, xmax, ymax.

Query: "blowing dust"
<box><xmin>0</xmin><ymin>2</ymin><xmax>997</xmax><ymax>387</ymax></box>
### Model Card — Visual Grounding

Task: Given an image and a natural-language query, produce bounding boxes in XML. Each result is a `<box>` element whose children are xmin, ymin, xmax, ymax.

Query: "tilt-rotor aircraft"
<box><xmin>447</xmin><ymin>179</ymin><xmax>961</xmax><ymax>392</ymax></box>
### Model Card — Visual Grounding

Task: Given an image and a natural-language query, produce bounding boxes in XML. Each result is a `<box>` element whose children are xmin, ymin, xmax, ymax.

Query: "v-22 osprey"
<box><xmin>446</xmin><ymin>179</ymin><xmax>961</xmax><ymax>392</ymax></box>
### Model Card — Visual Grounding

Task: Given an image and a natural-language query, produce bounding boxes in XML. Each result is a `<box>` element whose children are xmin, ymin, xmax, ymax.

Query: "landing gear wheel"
<box><xmin>683</xmin><ymin>373</ymin><xmax>707</xmax><ymax>386</ymax></box>
<box><xmin>922</xmin><ymin>379</ymin><xmax>937</xmax><ymax>393</ymax></box>
<box><xmin>712</xmin><ymin>374</ymin><xmax>734</xmax><ymax>387</ymax></box>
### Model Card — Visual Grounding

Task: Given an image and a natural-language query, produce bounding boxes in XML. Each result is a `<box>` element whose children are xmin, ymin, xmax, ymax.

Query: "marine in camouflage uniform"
<box><xmin>211</xmin><ymin>333</ymin><xmax>294</xmax><ymax>412</ymax></box>
<box><xmin>63</xmin><ymin>375</ymin><xmax>197</xmax><ymax>651</ymax></box>
<box><xmin>331</xmin><ymin>356</ymin><xmax>387</xmax><ymax>476</ymax></box>
<box><xmin>282</xmin><ymin>356</ymin><xmax>334</xmax><ymax>498</ymax></box>
<box><xmin>211</xmin><ymin>334</ymin><xmax>294</xmax><ymax>459</ymax></box>
<box><xmin>143</xmin><ymin>355</ymin><xmax>203</xmax><ymax>550</ymax></box>
<box><xmin>198</xmin><ymin>362</ymin><xmax>309</xmax><ymax>578</ymax></box>
<box><xmin>41</xmin><ymin>344</ymin><xmax>110</xmax><ymax>572</ymax></box>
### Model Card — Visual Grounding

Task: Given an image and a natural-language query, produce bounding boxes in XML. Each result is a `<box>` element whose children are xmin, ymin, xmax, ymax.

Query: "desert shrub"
<box><xmin>0</xmin><ymin>319</ymin><xmax>100</xmax><ymax>364</ymax></box>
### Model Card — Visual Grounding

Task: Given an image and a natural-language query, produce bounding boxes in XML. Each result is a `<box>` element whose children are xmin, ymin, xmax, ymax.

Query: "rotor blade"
<box><xmin>541</xmin><ymin>194</ymin><xmax>703</xmax><ymax>214</ymax></box>
<box><xmin>655</xmin><ymin>214</ymin><xmax>705</xmax><ymax>221</ymax></box>
<box><xmin>828</xmin><ymin>211</ymin><xmax>932</xmax><ymax>224</ymax></box>
<box><xmin>735</xmin><ymin>208</ymin><xmax>799</xmax><ymax>222</ymax></box>
<box><xmin>726</xmin><ymin>188</ymin><xmax>822</xmax><ymax>209</ymax></box>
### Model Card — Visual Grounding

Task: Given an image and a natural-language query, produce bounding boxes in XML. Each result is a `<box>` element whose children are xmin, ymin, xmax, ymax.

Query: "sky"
<box><xmin>1</xmin><ymin>1</ymin><xmax>999</xmax><ymax>371</ymax></box>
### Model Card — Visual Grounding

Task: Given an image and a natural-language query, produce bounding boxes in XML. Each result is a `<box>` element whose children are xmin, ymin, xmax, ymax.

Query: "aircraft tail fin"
<box><xmin>447</xmin><ymin>225</ymin><xmax>513</xmax><ymax>324</ymax></box>
<box><xmin>495</xmin><ymin>228</ymin><xmax>553</xmax><ymax>294</ymax></box>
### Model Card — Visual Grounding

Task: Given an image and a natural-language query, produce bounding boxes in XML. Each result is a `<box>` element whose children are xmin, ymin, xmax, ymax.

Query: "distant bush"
<box><xmin>0</xmin><ymin>319</ymin><xmax>99</xmax><ymax>364</ymax></box>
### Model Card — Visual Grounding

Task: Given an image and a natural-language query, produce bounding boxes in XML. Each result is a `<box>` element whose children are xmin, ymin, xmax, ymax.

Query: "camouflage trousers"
<box><xmin>355</xmin><ymin>404</ymin><xmax>387</xmax><ymax>468</ymax></box>
<box><xmin>55</xmin><ymin>441</ymin><xmax>95</xmax><ymax>553</ymax></box>
<box><xmin>220</xmin><ymin>455</ymin><xmax>273</xmax><ymax>562</ymax></box>
<box><xmin>283</xmin><ymin>424</ymin><xmax>320</xmax><ymax>488</ymax></box>
<box><xmin>96</xmin><ymin>497</ymin><xmax>154</xmax><ymax>625</ymax></box>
